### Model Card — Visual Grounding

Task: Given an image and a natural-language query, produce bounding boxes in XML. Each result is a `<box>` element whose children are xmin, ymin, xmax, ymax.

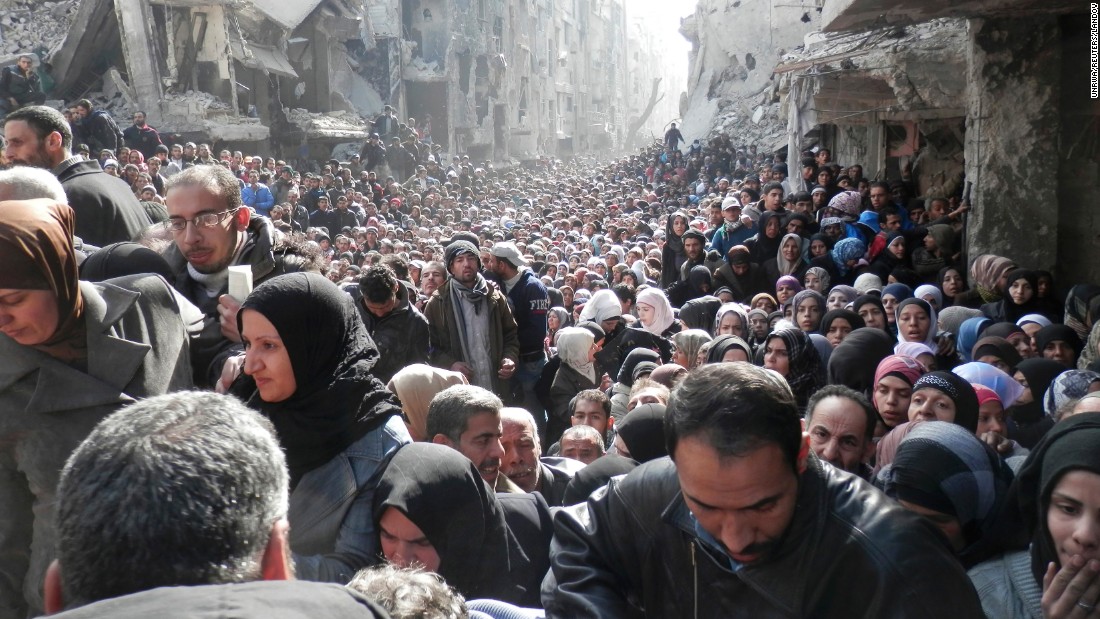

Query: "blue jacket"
<box><xmin>291</xmin><ymin>415</ymin><xmax>411</xmax><ymax>583</ymax></box>
<box><xmin>241</xmin><ymin>183</ymin><xmax>275</xmax><ymax>216</ymax></box>
<box><xmin>505</xmin><ymin>269</ymin><xmax>550</xmax><ymax>358</ymax></box>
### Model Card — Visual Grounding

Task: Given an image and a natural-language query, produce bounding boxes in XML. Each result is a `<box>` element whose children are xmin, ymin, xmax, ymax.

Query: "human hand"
<box><xmin>216</xmin><ymin>353</ymin><xmax>246</xmax><ymax>394</ymax></box>
<box><xmin>498</xmin><ymin>358</ymin><xmax>516</xmax><ymax>379</ymax></box>
<box><xmin>450</xmin><ymin>361</ymin><xmax>474</xmax><ymax>380</ymax></box>
<box><xmin>217</xmin><ymin>294</ymin><xmax>243</xmax><ymax>343</ymax></box>
<box><xmin>1042</xmin><ymin>555</ymin><xmax>1100</xmax><ymax>618</ymax></box>
<box><xmin>979</xmin><ymin>431</ymin><xmax>1014</xmax><ymax>455</ymax></box>
<box><xmin>935</xmin><ymin>334</ymin><xmax>956</xmax><ymax>358</ymax></box>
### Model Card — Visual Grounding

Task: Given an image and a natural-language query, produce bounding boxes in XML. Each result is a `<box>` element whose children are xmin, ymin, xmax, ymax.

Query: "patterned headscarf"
<box><xmin>765</xmin><ymin>328</ymin><xmax>824</xmax><ymax>407</ymax></box>
<box><xmin>804</xmin><ymin>266</ymin><xmax>831</xmax><ymax>292</ymax></box>
<box><xmin>830</xmin><ymin>237</ymin><xmax>866</xmax><ymax>276</ymax></box>
<box><xmin>1044</xmin><ymin>370</ymin><xmax>1100</xmax><ymax>418</ymax></box>
<box><xmin>827</xmin><ymin>190</ymin><xmax>862</xmax><ymax>220</ymax></box>
<box><xmin>969</xmin><ymin>254</ymin><xmax>1017</xmax><ymax>304</ymax></box>
<box><xmin>913</xmin><ymin>371</ymin><xmax>980</xmax><ymax>433</ymax></box>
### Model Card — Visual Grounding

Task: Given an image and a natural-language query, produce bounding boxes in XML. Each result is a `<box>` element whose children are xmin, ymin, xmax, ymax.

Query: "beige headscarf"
<box><xmin>387</xmin><ymin>364</ymin><xmax>468</xmax><ymax>441</ymax></box>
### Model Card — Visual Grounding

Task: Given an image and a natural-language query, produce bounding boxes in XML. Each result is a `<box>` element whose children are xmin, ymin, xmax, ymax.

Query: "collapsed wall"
<box><xmin>679</xmin><ymin>0</ymin><xmax>821</xmax><ymax>148</ymax></box>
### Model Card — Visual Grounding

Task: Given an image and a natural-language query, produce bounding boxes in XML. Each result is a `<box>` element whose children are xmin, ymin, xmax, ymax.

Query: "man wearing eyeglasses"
<box><xmin>161</xmin><ymin>165</ymin><xmax>288</xmax><ymax>388</ymax></box>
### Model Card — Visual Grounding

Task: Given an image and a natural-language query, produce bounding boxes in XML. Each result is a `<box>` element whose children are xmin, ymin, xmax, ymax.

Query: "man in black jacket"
<box><xmin>488</xmin><ymin>241</ymin><xmax>548</xmax><ymax>412</ymax></box>
<box><xmin>3</xmin><ymin>105</ymin><xmax>149</xmax><ymax>246</ymax></box>
<box><xmin>350</xmin><ymin>264</ymin><xmax>429</xmax><ymax>383</ymax></box>
<box><xmin>121</xmin><ymin>110</ymin><xmax>162</xmax><ymax>159</ymax></box>
<box><xmin>0</xmin><ymin>55</ymin><xmax>45</xmax><ymax>113</ymax></box>
<box><xmin>72</xmin><ymin>99</ymin><xmax>123</xmax><ymax>155</ymax></box>
<box><xmin>542</xmin><ymin>363</ymin><xmax>984</xmax><ymax>618</ymax></box>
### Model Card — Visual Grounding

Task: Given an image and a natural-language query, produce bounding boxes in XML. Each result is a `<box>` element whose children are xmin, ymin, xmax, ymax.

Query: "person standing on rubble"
<box><xmin>72</xmin><ymin>99</ymin><xmax>124</xmax><ymax>156</ymax></box>
<box><xmin>0</xmin><ymin>55</ymin><xmax>46</xmax><ymax>115</ymax></box>
<box><xmin>122</xmin><ymin>110</ymin><xmax>163</xmax><ymax>160</ymax></box>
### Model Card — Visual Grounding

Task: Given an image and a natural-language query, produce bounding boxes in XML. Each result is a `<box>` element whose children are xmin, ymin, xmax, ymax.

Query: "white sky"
<box><xmin>626</xmin><ymin>0</ymin><xmax>694</xmax><ymax>85</ymax></box>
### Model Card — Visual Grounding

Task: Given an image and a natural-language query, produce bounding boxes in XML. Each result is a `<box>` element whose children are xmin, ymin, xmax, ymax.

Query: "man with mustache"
<box><xmin>499</xmin><ymin>407</ymin><xmax>581</xmax><ymax>506</ymax></box>
<box><xmin>542</xmin><ymin>363</ymin><xmax>983</xmax><ymax>617</ymax></box>
<box><xmin>426</xmin><ymin>385</ymin><xmax>522</xmax><ymax>493</ymax></box>
<box><xmin>161</xmin><ymin>165</ymin><xmax>295</xmax><ymax>387</ymax></box>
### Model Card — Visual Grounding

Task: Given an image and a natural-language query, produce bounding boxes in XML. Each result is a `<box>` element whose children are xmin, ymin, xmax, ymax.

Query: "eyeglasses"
<box><xmin>164</xmin><ymin>208</ymin><xmax>239</xmax><ymax>233</ymax></box>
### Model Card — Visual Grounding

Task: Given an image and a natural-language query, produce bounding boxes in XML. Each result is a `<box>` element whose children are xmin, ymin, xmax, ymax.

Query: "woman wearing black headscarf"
<box><xmin>981</xmin><ymin>269</ymin><xmax>1043</xmax><ymax>325</ymax></box>
<box><xmin>1008</xmin><ymin>358</ymin><xmax>1067</xmax><ymax>449</ymax></box>
<box><xmin>908</xmin><ymin>371</ymin><xmax>980</xmax><ymax>434</ymax></box>
<box><xmin>827</xmin><ymin>327</ymin><xmax>896</xmax><ymax>397</ymax></box>
<box><xmin>613</xmin><ymin>403</ymin><xmax>669</xmax><ymax>463</ymax></box>
<box><xmin>660</xmin><ymin>211</ymin><xmax>690</xmax><ymax>288</ymax></box>
<box><xmin>853</xmin><ymin>294</ymin><xmax>890</xmax><ymax>334</ymax></box>
<box><xmin>610</xmin><ymin>348</ymin><xmax>661</xmax><ymax>421</ymax></box>
<box><xmin>232</xmin><ymin>272</ymin><xmax>411</xmax><ymax>582</ymax></box>
<box><xmin>374</xmin><ymin>443</ymin><xmax>549</xmax><ymax>607</ymax></box>
<box><xmin>0</xmin><ymin>200</ymin><xmax>196</xmax><ymax>616</ymax></box>
<box><xmin>763</xmin><ymin>328</ymin><xmax>825</xmax><ymax>409</ymax></box>
<box><xmin>705</xmin><ymin>334</ymin><xmax>754</xmax><ymax>364</ymax></box>
<box><xmin>938</xmin><ymin>265</ymin><xmax>969</xmax><ymax>308</ymax></box>
<box><xmin>821</xmin><ymin>309</ymin><xmax>865</xmax><ymax>348</ymax></box>
<box><xmin>744</xmin><ymin>211</ymin><xmax>784</xmax><ymax>266</ymax></box>
<box><xmin>678</xmin><ymin>295</ymin><xmax>722</xmax><ymax>334</ymax></box>
<box><xmin>1035</xmin><ymin>324</ymin><xmax>1084</xmax><ymax>368</ymax></box>
<box><xmin>967</xmin><ymin>413</ymin><xmax>1100</xmax><ymax>619</ymax></box>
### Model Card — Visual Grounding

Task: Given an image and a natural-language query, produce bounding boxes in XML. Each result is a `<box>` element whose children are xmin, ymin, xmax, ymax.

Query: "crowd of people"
<box><xmin>2</xmin><ymin>100</ymin><xmax>1100</xmax><ymax>619</ymax></box>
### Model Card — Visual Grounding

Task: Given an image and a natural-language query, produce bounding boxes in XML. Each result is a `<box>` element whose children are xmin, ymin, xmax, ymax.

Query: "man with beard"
<box><xmin>121</xmin><ymin>110</ymin><xmax>162</xmax><ymax>159</ymax></box>
<box><xmin>3</xmin><ymin>105</ymin><xmax>149</xmax><ymax>246</ymax></box>
<box><xmin>161</xmin><ymin>165</ymin><xmax>293</xmax><ymax>387</ymax></box>
<box><xmin>426</xmin><ymin>385</ymin><xmax>521</xmax><ymax>492</ymax></box>
<box><xmin>423</xmin><ymin>240</ymin><xmax>519</xmax><ymax>398</ymax></box>
<box><xmin>543</xmin><ymin>363</ymin><xmax>983</xmax><ymax>616</ymax></box>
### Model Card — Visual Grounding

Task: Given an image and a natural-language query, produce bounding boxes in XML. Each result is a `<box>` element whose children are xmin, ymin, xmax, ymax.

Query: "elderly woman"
<box><xmin>0</xmin><ymin>199</ymin><xmax>196</xmax><ymax>616</ymax></box>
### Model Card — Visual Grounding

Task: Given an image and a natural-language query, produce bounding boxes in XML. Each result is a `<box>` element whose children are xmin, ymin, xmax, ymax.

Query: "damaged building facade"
<box><xmin>679</xmin><ymin>0</ymin><xmax>1097</xmax><ymax>285</ymax></box>
<box><xmin>39</xmin><ymin>0</ymin><xmax>683</xmax><ymax>163</ymax></box>
<box><xmin>792</xmin><ymin>0</ymin><xmax>1098</xmax><ymax>284</ymax></box>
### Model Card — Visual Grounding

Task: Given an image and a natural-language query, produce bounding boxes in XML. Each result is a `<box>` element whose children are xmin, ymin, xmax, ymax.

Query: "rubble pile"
<box><xmin>285</xmin><ymin>107</ymin><xmax>371</xmax><ymax>138</ymax></box>
<box><xmin>0</xmin><ymin>0</ymin><xmax>77</xmax><ymax>57</ymax></box>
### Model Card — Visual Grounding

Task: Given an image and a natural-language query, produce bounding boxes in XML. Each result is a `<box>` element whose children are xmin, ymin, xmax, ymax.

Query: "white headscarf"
<box><xmin>556</xmin><ymin>327</ymin><xmax>596</xmax><ymax>382</ymax></box>
<box><xmin>635</xmin><ymin>287</ymin><xmax>675</xmax><ymax>336</ymax></box>
<box><xmin>579</xmin><ymin>289</ymin><xmax>622</xmax><ymax>324</ymax></box>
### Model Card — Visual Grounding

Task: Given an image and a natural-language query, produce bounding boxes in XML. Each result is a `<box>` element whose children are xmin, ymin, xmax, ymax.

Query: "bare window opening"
<box><xmin>518</xmin><ymin>77</ymin><xmax>528</xmax><ymax>122</ymax></box>
<box><xmin>458</xmin><ymin>52</ymin><xmax>472</xmax><ymax>95</ymax></box>
<box><xmin>475</xmin><ymin>55</ymin><xmax>490</xmax><ymax>123</ymax></box>
<box><xmin>745</xmin><ymin>53</ymin><xmax>756</xmax><ymax>71</ymax></box>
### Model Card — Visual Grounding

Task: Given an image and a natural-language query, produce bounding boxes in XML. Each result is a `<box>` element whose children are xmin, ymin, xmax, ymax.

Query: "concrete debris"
<box><xmin>285</xmin><ymin>107</ymin><xmax>371</xmax><ymax>139</ymax></box>
<box><xmin>0</xmin><ymin>0</ymin><xmax>78</xmax><ymax>58</ymax></box>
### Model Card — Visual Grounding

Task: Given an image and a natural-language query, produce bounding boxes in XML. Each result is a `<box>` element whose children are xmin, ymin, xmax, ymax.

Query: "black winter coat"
<box><xmin>542</xmin><ymin>456</ymin><xmax>984</xmax><ymax>618</ymax></box>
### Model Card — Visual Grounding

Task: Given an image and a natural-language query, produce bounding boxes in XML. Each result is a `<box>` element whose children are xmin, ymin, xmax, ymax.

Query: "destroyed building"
<box><xmin>679</xmin><ymin>0</ymin><xmax>1097</xmax><ymax>285</ymax></box>
<box><xmin>809</xmin><ymin>0</ymin><xmax>1097</xmax><ymax>284</ymax></box>
<box><xmin>36</xmin><ymin>0</ymin><xmax>684</xmax><ymax>162</ymax></box>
